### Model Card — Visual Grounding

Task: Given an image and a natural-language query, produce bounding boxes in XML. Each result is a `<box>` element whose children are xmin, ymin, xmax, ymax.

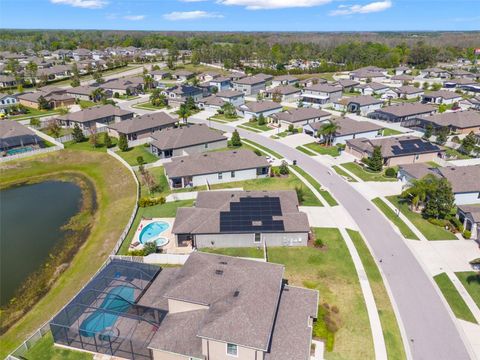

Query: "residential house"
<box><xmin>349</xmin><ymin>66</ymin><xmax>387</xmax><ymax>82</ymax></box>
<box><xmin>107</xmin><ymin>112</ymin><xmax>177</xmax><ymax>141</ymax></box>
<box><xmin>172</xmin><ymin>70</ymin><xmax>194</xmax><ymax>82</ymax></box>
<box><xmin>346</xmin><ymin>135</ymin><xmax>443</xmax><ymax>166</ymax></box>
<box><xmin>35</xmin><ymin>65</ymin><xmax>72</xmax><ymax>81</ymax></box>
<box><xmin>354</xmin><ymin>82</ymin><xmax>389</xmax><ymax>96</ymax></box>
<box><xmin>164</xmin><ymin>150</ymin><xmax>270</xmax><ymax>189</ymax></box>
<box><xmin>161</xmin><ymin>84</ymin><xmax>203</xmax><ymax>107</ymax></box>
<box><xmin>443</xmin><ymin>78</ymin><xmax>477</xmax><ymax>89</ymax></box>
<box><xmin>384</xmin><ymin>85</ymin><xmax>424</xmax><ymax>100</ymax></box>
<box><xmin>414</xmin><ymin>110</ymin><xmax>480</xmax><ymax>134</ymax></box>
<box><xmin>299</xmin><ymin>77</ymin><xmax>328</xmax><ymax>88</ymax></box>
<box><xmin>390</xmin><ymin>74</ymin><xmax>414</xmax><ymax>85</ymax></box>
<box><xmin>420</xmin><ymin>68</ymin><xmax>450</xmax><ymax>79</ymax></box>
<box><xmin>394</xmin><ymin>66</ymin><xmax>411</xmax><ymax>76</ymax></box>
<box><xmin>0</xmin><ymin>120</ymin><xmax>43</xmax><ymax>152</ymax></box>
<box><xmin>209</xmin><ymin>76</ymin><xmax>232</xmax><ymax>91</ymax></box>
<box><xmin>301</xmin><ymin>83</ymin><xmax>342</xmax><ymax>107</ymax></box>
<box><xmin>264</xmin><ymin>85</ymin><xmax>301</xmax><ymax>103</ymax></box>
<box><xmin>271</xmin><ymin>75</ymin><xmax>299</xmax><ymax>87</ymax></box>
<box><xmin>17</xmin><ymin>86</ymin><xmax>75</xmax><ymax>109</ymax></box>
<box><xmin>237</xmin><ymin>101</ymin><xmax>283</xmax><ymax>121</ymax></box>
<box><xmin>0</xmin><ymin>75</ymin><xmax>17</xmax><ymax>88</ymax></box>
<box><xmin>198</xmin><ymin>90</ymin><xmax>245</xmax><ymax>110</ymax></box>
<box><xmin>421</xmin><ymin>90</ymin><xmax>462</xmax><ymax>105</ymax></box>
<box><xmin>253</xmin><ymin>73</ymin><xmax>274</xmax><ymax>83</ymax></box>
<box><xmin>56</xmin><ymin>104</ymin><xmax>134</xmax><ymax>130</ymax></box>
<box><xmin>272</xmin><ymin>107</ymin><xmax>331</xmax><ymax>128</ymax></box>
<box><xmin>232</xmin><ymin>75</ymin><xmax>266</xmax><ymax>95</ymax></box>
<box><xmin>72</xmin><ymin>48</ymin><xmax>92</xmax><ymax>61</ymax></box>
<box><xmin>333</xmin><ymin>95</ymin><xmax>383</xmax><ymax>116</ymax></box>
<box><xmin>307</xmin><ymin>117</ymin><xmax>383</xmax><ymax>145</ymax></box>
<box><xmin>149</xmin><ymin>124</ymin><xmax>227</xmax><ymax>159</ymax></box>
<box><xmin>65</xmin><ymin>85</ymin><xmax>104</xmax><ymax>102</ymax></box>
<box><xmin>457</xmin><ymin>205</ymin><xmax>480</xmax><ymax>240</ymax></box>
<box><xmin>0</xmin><ymin>93</ymin><xmax>17</xmax><ymax>113</ymax></box>
<box><xmin>450</xmin><ymin>69</ymin><xmax>477</xmax><ymax>79</ymax></box>
<box><xmin>370</xmin><ymin>103</ymin><xmax>437</xmax><ymax>123</ymax></box>
<box><xmin>150</xmin><ymin>70</ymin><xmax>171</xmax><ymax>82</ymax></box>
<box><xmin>334</xmin><ymin>79</ymin><xmax>360</xmax><ymax>92</ymax></box>
<box><xmin>198</xmin><ymin>72</ymin><xmax>220</xmax><ymax>82</ymax></box>
<box><xmin>459</xmin><ymin>96</ymin><xmax>480</xmax><ymax>111</ymax></box>
<box><xmin>173</xmin><ymin>189</ymin><xmax>309</xmax><ymax>247</ymax></box>
<box><xmin>100</xmin><ymin>77</ymin><xmax>144</xmax><ymax>96</ymax></box>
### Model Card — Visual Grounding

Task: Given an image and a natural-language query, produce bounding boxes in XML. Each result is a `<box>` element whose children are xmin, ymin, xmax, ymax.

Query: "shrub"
<box><xmin>295</xmin><ymin>186</ymin><xmax>305</xmax><ymax>203</ymax></box>
<box><xmin>137</xmin><ymin>156</ymin><xmax>145</xmax><ymax>165</ymax></box>
<box><xmin>278</xmin><ymin>160</ymin><xmax>289</xmax><ymax>175</ymax></box>
<box><xmin>448</xmin><ymin>216</ymin><xmax>464</xmax><ymax>233</ymax></box>
<box><xmin>385</xmin><ymin>167</ymin><xmax>397</xmax><ymax>178</ymax></box>
<box><xmin>128</xmin><ymin>249</ymin><xmax>145</xmax><ymax>256</ymax></box>
<box><xmin>463</xmin><ymin>230</ymin><xmax>471</xmax><ymax>239</ymax></box>
<box><xmin>254</xmin><ymin>149</ymin><xmax>262</xmax><ymax>156</ymax></box>
<box><xmin>451</xmin><ymin>135</ymin><xmax>460</xmax><ymax>144</ymax></box>
<box><xmin>114</xmin><ymin>92</ymin><xmax>120</xmax><ymax>98</ymax></box>
<box><xmin>143</xmin><ymin>241</ymin><xmax>157</xmax><ymax>255</ymax></box>
<box><xmin>314</xmin><ymin>238</ymin><xmax>324</xmax><ymax>248</ymax></box>
<box><xmin>138</xmin><ymin>196</ymin><xmax>166</xmax><ymax>207</ymax></box>
<box><xmin>427</xmin><ymin>217</ymin><xmax>450</xmax><ymax>229</ymax></box>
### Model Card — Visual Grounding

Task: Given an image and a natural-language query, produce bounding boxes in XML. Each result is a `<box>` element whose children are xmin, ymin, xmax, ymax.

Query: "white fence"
<box><xmin>0</xmin><ymin>145</ymin><xmax>63</xmax><ymax>163</ymax></box>
<box><xmin>110</xmin><ymin>253</ymin><xmax>190</xmax><ymax>265</ymax></box>
<box><xmin>128</xmin><ymin>136</ymin><xmax>153</xmax><ymax>148</ymax></box>
<box><xmin>55</xmin><ymin>127</ymin><xmax>107</xmax><ymax>143</ymax></box>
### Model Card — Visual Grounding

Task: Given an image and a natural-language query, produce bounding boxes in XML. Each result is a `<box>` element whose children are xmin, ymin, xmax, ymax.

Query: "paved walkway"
<box><xmin>299</xmin><ymin>206</ymin><xmax>358</xmax><ymax>230</ymax></box>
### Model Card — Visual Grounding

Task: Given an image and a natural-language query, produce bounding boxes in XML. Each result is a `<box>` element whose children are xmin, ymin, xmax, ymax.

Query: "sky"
<box><xmin>0</xmin><ymin>0</ymin><xmax>479</xmax><ymax>32</ymax></box>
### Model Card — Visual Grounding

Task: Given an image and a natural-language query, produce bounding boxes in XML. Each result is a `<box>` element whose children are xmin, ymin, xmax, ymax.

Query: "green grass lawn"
<box><xmin>116</xmin><ymin>145</ymin><xmax>158</xmax><ymax>166</ymax></box>
<box><xmin>332</xmin><ymin>165</ymin><xmax>358</xmax><ymax>182</ymax></box>
<box><xmin>0</xmin><ymin>150</ymin><xmax>137</xmax><ymax>357</ymax></box>
<box><xmin>268</xmin><ymin>228</ymin><xmax>375</xmax><ymax>359</ymax></box>
<box><xmin>118</xmin><ymin>200</ymin><xmax>194</xmax><ymax>255</ymax></box>
<box><xmin>10</xmin><ymin>107</ymin><xmax>61</xmax><ymax>120</ymax></box>
<box><xmin>372</xmin><ymin>198</ymin><xmax>419</xmax><ymax>240</ymax></box>
<box><xmin>200</xmin><ymin>247</ymin><xmax>264</xmax><ymax>259</ymax></box>
<box><xmin>21</xmin><ymin>332</ymin><xmax>92</xmax><ymax>360</ymax></box>
<box><xmin>78</xmin><ymin>100</ymin><xmax>96</xmax><ymax>109</ymax></box>
<box><xmin>304</xmin><ymin>142</ymin><xmax>343</xmax><ymax>157</ymax></box>
<box><xmin>41</xmin><ymin>127</ymin><xmax>72</xmax><ymax>137</ymax></box>
<box><xmin>455</xmin><ymin>272</ymin><xmax>480</xmax><ymax>308</ymax></box>
<box><xmin>341</xmin><ymin>162</ymin><xmax>398</xmax><ymax>182</ymax></box>
<box><xmin>296</xmin><ymin>146</ymin><xmax>317</xmax><ymax>156</ymax></box>
<box><xmin>132</xmin><ymin>101</ymin><xmax>166</xmax><ymax>111</ymax></box>
<box><xmin>382</xmin><ymin>128</ymin><xmax>403</xmax><ymax>136</ymax></box>
<box><xmin>292</xmin><ymin>165</ymin><xmax>338</xmax><ymax>206</ymax></box>
<box><xmin>347</xmin><ymin>229</ymin><xmax>407</xmax><ymax>360</ymax></box>
<box><xmin>136</xmin><ymin>166</ymin><xmax>170</xmax><ymax>198</ymax></box>
<box><xmin>434</xmin><ymin>273</ymin><xmax>477</xmax><ymax>323</ymax></box>
<box><xmin>386</xmin><ymin>196</ymin><xmax>457</xmax><ymax>240</ymax></box>
<box><xmin>239</xmin><ymin>121</ymin><xmax>271</xmax><ymax>132</ymax></box>
<box><xmin>237</xmin><ymin>124</ymin><xmax>262</xmax><ymax>133</ymax></box>
<box><xmin>208</xmin><ymin>114</ymin><xmax>239</xmax><ymax>122</ymax></box>
<box><xmin>209</xmin><ymin>172</ymin><xmax>322</xmax><ymax>207</ymax></box>
<box><xmin>241</xmin><ymin>139</ymin><xmax>284</xmax><ymax>159</ymax></box>
<box><xmin>445</xmin><ymin>147</ymin><xmax>472</xmax><ymax>160</ymax></box>
<box><xmin>64</xmin><ymin>135</ymin><xmax>118</xmax><ymax>153</ymax></box>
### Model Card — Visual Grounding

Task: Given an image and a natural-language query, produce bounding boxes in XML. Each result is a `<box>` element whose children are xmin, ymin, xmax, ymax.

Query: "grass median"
<box><xmin>291</xmin><ymin>165</ymin><xmax>338</xmax><ymax>206</ymax></box>
<box><xmin>372</xmin><ymin>198</ymin><xmax>419</xmax><ymax>240</ymax></box>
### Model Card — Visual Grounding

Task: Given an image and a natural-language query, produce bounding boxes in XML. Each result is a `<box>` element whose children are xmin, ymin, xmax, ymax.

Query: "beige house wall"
<box><xmin>151</xmin><ymin>349</ymin><xmax>191</xmax><ymax>360</ymax></box>
<box><xmin>386</xmin><ymin>152</ymin><xmax>437</xmax><ymax>166</ymax></box>
<box><xmin>168</xmin><ymin>299</ymin><xmax>209</xmax><ymax>314</ymax></box>
<box><xmin>202</xmin><ymin>339</ymin><xmax>264</xmax><ymax>360</ymax></box>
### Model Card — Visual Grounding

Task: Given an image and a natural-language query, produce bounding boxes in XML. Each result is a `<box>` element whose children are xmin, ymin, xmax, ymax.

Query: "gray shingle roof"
<box><xmin>399</xmin><ymin>163</ymin><xmax>438</xmax><ymax>179</ymax></box>
<box><xmin>419</xmin><ymin>110</ymin><xmax>480</xmax><ymax>129</ymax></box>
<box><xmin>266</xmin><ymin>85</ymin><xmax>301</xmax><ymax>95</ymax></box>
<box><xmin>0</xmin><ymin>120</ymin><xmax>36</xmax><ymax>140</ymax></box>
<box><xmin>150</xmin><ymin>124</ymin><xmax>226</xmax><ymax>151</ymax></box>
<box><xmin>234</xmin><ymin>75</ymin><xmax>266</xmax><ymax>85</ymax></box>
<box><xmin>306</xmin><ymin>83</ymin><xmax>342</xmax><ymax>93</ymax></box>
<box><xmin>164</xmin><ymin>149</ymin><xmax>269</xmax><ymax>178</ymax></box>
<box><xmin>337</xmin><ymin>95</ymin><xmax>383</xmax><ymax>106</ymax></box>
<box><xmin>216</xmin><ymin>89</ymin><xmax>243</xmax><ymax>98</ymax></box>
<box><xmin>108</xmin><ymin>112</ymin><xmax>176</xmax><ymax>134</ymax></box>
<box><xmin>439</xmin><ymin>165</ymin><xmax>480</xmax><ymax>193</ymax></box>
<box><xmin>272</xmin><ymin>107</ymin><xmax>330</xmax><ymax>124</ymax></box>
<box><xmin>394</xmin><ymin>85</ymin><xmax>424</xmax><ymax>95</ymax></box>
<box><xmin>57</xmin><ymin>104</ymin><xmax>133</xmax><ymax>123</ymax></box>
<box><xmin>423</xmin><ymin>90</ymin><xmax>462</xmax><ymax>100</ymax></box>
<box><xmin>374</xmin><ymin>103</ymin><xmax>437</xmax><ymax>118</ymax></box>
<box><xmin>241</xmin><ymin>100</ymin><xmax>282</xmax><ymax>113</ymax></box>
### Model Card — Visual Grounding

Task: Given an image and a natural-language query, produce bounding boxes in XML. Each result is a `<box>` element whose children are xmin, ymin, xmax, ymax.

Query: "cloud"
<box><xmin>124</xmin><ymin>15</ymin><xmax>145</xmax><ymax>21</ymax></box>
<box><xmin>329</xmin><ymin>0</ymin><xmax>392</xmax><ymax>15</ymax></box>
<box><xmin>50</xmin><ymin>0</ymin><xmax>108</xmax><ymax>9</ymax></box>
<box><xmin>163</xmin><ymin>11</ymin><xmax>224</xmax><ymax>20</ymax></box>
<box><xmin>217</xmin><ymin>0</ymin><xmax>331</xmax><ymax>10</ymax></box>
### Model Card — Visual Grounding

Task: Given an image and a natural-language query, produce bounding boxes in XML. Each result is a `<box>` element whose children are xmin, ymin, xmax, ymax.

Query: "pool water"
<box><xmin>139</xmin><ymin>221</ymin><xmax>170</xmax><ymax>247</ymax></box>
<box><xmin>6</xmin><ymin>147</ymin><xmax>34</xmax><ymax>155</ymax></box>
<box><xmin>79</xmin><ymin>285</ymin><xmax>134</xmax><ymax>338</ymax></box>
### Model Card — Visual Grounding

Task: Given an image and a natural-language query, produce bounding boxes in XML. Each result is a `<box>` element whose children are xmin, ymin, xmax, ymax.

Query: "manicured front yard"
<box><xmin>292</xmin><ymin>165</ymin><xmax>338</xmax><ymax>206</ymax></box>
<box><xmin>434</xmin><ymin>273</ymin><xmax>477</xmax><ymax>323</ymax></box>
<box><xmin>386</xmin><ymin>196</ymin><xmax>457</xmax><ymax>240</ymax></box>
<box><xmin>200</xmin><ymin>247</ymin><xmax>264</xmax><ymax>259</ymax></box>
<box><xmin>10</xmin><ymin>107</ymin><xmax>61</xmax><ymax>120</ymax></box>
<box><xmin>445</xmin><ymin>147</ymin><xmax>472</xmax><ymax>160</ymax></box>
<box><xmin>208</xmin><ymin>114</ymin><xmax>239</xmax><ymax>122</ymax></box>
<box><xmin>455</xmin><ymin>272</ymin><xmax>480</xmax><ymax>308</ymax></box>
<box><xmin>22</xmin><ymin>332</ymin><xmax>92</xmax><ymax>360</ymax></box>
<box><xmin>304</xmin><ymin>142</ymin><xmax>343</xmax><ymax>157</ymax></box>
<box><xmin>332</xmin><ymin>165</ymin><xmax>358</xmax><ymax>182</ymax></box>
<box><xmin>347</xmin><ymin>229</ymin><xmax>407</xmax><ymax>360</ymax></box>
<box><xmin>296</xmin><ymin>146</ymin><xmax>317</xmax><ymax>156</ymax></box>
<box><xmin>132</xmin><ymin>101</ymin><xmax>166</xmax><ymax>111</ymax></box>
<box><xmin>372</xmin><ymin>198</ymin><xmax>419</xmax><ymax>240</ymax></box>
<box><xmin>78</xmin><ymin>100</ymin><xmax>96</xmax><ymax>109</ymax></box>
<box><xmin>239</xmin><ymin>120</ymin><xmax>271</xmax><ymax>132</ymax></box>
<box><xmin>341</xmin><ymin>162</ymin><xmax>398</xmax><ymax>182</ymax></box>
<box><xmin>241</xmin><ymin>139</ymin><xmax>284</xmax><ymax>159</ymax></box>
<box><xmin>268</xmin><ymin>228</ymin><xmax>375</xmax><ymax>359</ymax></box>
<box><xmin>116</xmin><ymin>145</ymin><xmax>157</xmax><ymax>166</ymax></box>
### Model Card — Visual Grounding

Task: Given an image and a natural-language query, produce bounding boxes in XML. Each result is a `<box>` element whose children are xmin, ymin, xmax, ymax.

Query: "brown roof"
<box><xmin>272</xmin><ymin>107</ymin><xmax>331</xmax><ymax>124</ymax></box>
<box><xmin>108</xmin><ymin>112</ymin><xmax>176</xmax><ymax>134</ymax></box>
<box><xmin>423</xmin><ymin>90</ymin><xmax>462</xmax><ymax>100</ymax></box>
<box><xmin>399</xmin><ymin>163</ymin><xmax>439</xmax><ymax>179</ymax></box>
<box><xmin>241</xmin><ymin>100</ymin><xmax>282</xmax><ymax>113</ymax></box>
<box><xmin>338</xmin><ymin>95</ymin><xmax>383</xmax><ymax>107</ymax></box>
<box><xmin>333</xmin><ymin>117</ymin><xmax>383</xmax><ymax>136</ymax></box>
<box><xmin>0</xmin><ymin>120</ymin><xmax>36</xmax><ymax>140</ymax></box>
<box><xmin>374</xmin><ymin>103</ymin><xmax>437</xmax><ymax>118</ymax></box>
<box><xmin>306</xmin><ymin>83</ymin><xmax>342</xmax><ymax>93</ymax></box>
<box><xmin>335</xmin><ymin>79</ymin><xmax>360</xmax><ymax>88</ymax></box>
<box><xmin>57</xmin><ymin>104</ymin><xmax>133</xmax><ymax>123</ymax></box>
<box><xmin>165</xmin><ymin>149</ymin><xmax>269</xmax><ymax>178</ymax></box>
<box><xmin>172</xmin><ymin>189</ymin><xmax>309</xmax><ymax>235</ymax></box>
<box><xmin>419</xmin><ymin>110</ymin><xmax>480</xmax><ymax>130</ymax></box>
<box><xmin>266</xmin><ymin>85</ymin><xmax>301</xmax><ymax>95</ymax></box>
<box><xmin>216</xmin><ymin>89</ymin><xmax>243</xmax><ymax>98</ymax></box>
<box><xmin>356</xmin><ymin>82</ymin><xmax>388</xmax><ymax>91</ymax></box>
<box><xmin>439</xmin><ymin>165</ymin><xmax>480</xmax><ymax>193</ymax></box>
<box><xmin>234</xmin><ymin>75</ymin><xmax>266</xmax><ymax>85</ymax></box>
<box><xmin>394</xmin><ymin>85</ymin><xmax>424</xmax><ymax>95</ymax></box>
<box><xmin>150</xmin><ymin>124</ymin><xmax>226</xmax><ymax>151</ymax></box>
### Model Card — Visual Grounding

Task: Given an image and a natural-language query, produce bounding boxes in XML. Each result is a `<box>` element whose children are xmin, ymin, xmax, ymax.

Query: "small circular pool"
<box><xmin>139</xmin><ymin>221</ymin><xmax>170</xmax><ymax>247</ymax></box>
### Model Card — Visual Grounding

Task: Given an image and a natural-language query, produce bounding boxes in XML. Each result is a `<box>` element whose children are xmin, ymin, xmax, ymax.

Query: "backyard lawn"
<box><xmin>382</xmin><ymin>128</ymin><xmax>403</xmax><ymax>136</ymax></box>
<box><xmin>455</xmin><ymin>272</ymin><xmax>480</xmax><ymax>308</ymax></box>
<box><xmin>434</xmin><ymin>273</ymin><xmax>477</xmax><ymax>323</ymax></box>
<box><xmin>341</xmin><ymin>162</ymin><xmax>398</xmax><ymax>182</ymax></box>
<box><xmin>347</xmin><ymin>229</ymin><xmax>407</xmax><ymax>360</ymax></box>
<box><xmin>386</xmin><ymin>196</ymin><xmax>457</xmax><ymax>240</ymax></box>
<box><xmin>10</xmin><ymin>107</ymin><xmax>60</xmax><ymax>120</ymax></box>
<box><xmin>239</xmin><ymin>120</ymin><xmax>271</xmax><ymax>132</ymax></box>
<box><xmin>372</xmin><ymin>198</ymin><xmax>419</xmax><ymax>240</ymax></box>
<box><xmin>200</xmin><ymin>247</ymin><xmax>264</xmax><ymax>259</ymax></box>
<box><xmin>78</xmin><ymin>100</ymin><xmax>96</xmax><ymax>109</ymax></box>
<box><xmin>291</xmin><ymin>165</ymin><xmax>338</xmax><ymax>206</ymax></box>
<box><xmin>268</xmin><ymin>228</ymin><xmax>375</xmax><ymax>360</ymax></box>
<box><xmin>332</xmin><ymin>165</ymin><xmax>358</xmax><ymax>182</ymax></box>
<box><xmin>64</xmin><ymin>135</ymin><xmax>118</xmax><ymax>153</ymax></box>
<box><xmin>22</xmin><ymin>332</ymin><xmax>92</xmax><ymax>360</ymax></box>
<box><xmin>304</xmin><ymin>142</ymin><xmax>343</xmax><ymax>157</ymax></box>
<box><xmin>116</xmin><ymin>145</ymin><xmax>157</xmax><ymax>166</ymax></box>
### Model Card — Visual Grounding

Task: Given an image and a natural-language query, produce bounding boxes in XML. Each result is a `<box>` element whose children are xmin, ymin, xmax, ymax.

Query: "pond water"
<box><xmin>0</xmin><ymin>181</ymin><xmax>82</xmax><ymax>306</ymax></box>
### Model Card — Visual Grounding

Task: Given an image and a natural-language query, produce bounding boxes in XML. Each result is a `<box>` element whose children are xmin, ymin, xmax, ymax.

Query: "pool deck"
<box><xmin>130</xmin><ymin>218</ymin><xmax>176</xmax><ymax>252</ymax></box>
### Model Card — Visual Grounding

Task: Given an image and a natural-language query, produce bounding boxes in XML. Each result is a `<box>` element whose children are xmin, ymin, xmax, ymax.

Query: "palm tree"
<box><xmin>177</xmin><ymin>103</ymin><xmax>191</xmax><ymax>124</ymax></box>
<box><xmin>318</xmin><ymin>121</ymin><xmax>340</xmax><ymax>147</ymax></box>
<box><xmin>90</xmin><ymin>88</ymin><xmax>105</xmax><ymax>102</ymax></box>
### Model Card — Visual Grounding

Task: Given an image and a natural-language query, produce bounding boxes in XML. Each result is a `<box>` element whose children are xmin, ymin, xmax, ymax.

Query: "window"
<box><xmin>226</xmin><ymin>343</ymin><xmax>238</xmax><ymax>356</ymax></box>
<box><xmin>218</xmin><ymin>172</ymin><xmax>223</xmax><ymax>180</ymax></box>
<box><xmin>254</xmin><ymin>233</ymin><xmax>261</xmax><ymax>243</ymax></box>
<box><xmin>231</xmin><ymin>171</ymin><xmax>235</xmax><ymax>178</ymax></box>
<box><xmin>205</xmin><ymin>143</ymin><xmax>209</xmax><ymax>148</ymax></box>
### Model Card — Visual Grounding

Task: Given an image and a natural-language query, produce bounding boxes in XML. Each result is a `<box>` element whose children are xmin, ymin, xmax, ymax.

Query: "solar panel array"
<box><xmin>390</xmin><ymin>138</ymin><xmax>439</xmax><ymax>156</ymax></box>
<box><xmin>219</xmin><ymin>196</ymin><xmax>285</xmax><ymax>232</ymax></box>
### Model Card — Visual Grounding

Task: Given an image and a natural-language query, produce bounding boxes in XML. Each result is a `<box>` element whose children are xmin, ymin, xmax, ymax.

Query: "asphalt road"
<box><xmin>190</xmin><ymin>117</ymin><xmax>472</xmax><ymax>360</ymax></box>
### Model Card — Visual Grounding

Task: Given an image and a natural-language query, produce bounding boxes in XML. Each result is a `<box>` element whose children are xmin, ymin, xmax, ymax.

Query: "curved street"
<box><xmin>189</xmin><ymin>116</ymin><xmax>472</xmax><ymax>360</ymax></box>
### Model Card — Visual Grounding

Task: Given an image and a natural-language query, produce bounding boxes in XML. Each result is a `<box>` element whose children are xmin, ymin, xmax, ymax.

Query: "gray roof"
<box><xmin>100</xmin><ymin>77</ymin><xmax>143</xmax><ymax>90</ymax></box>
<box><xmin>66</xmin><ymin>85</ymin><xmax>98</xmax><ymax>96</ymax></box>
<box><xmin>399</xmin><ymin>163</ymin><xmax>439</xmax><ymax>179</ymax></box>
<box><xmin>201</xmin><ymin>95</ymin><xmax>225</xmax><ymax>107</ymax></box>
<box><xmin>332</xmin><ymin>117</ymin><xmax>383</xmax><ymax>136</ymax></box>
<box><xmin>234</xmin><ymin>75</ymin><xmax>266</xmax><ymax>85</ymax></box>
<box><xmin>150</xmin><ymin>124</ymin><xmax>226</xmax><ymax>151</ymax></box>
<box><xmin>423</xmin><ymin>90</ymin><xmax>462</xmax><ymax>100</ymax></box>
<box><xmin>419</xmin><ymin>110</ymin><xmax>480</xmax><ymax>129</ymax></box>
<box><xmin>335</xmin><ymin>79</ymin><xmax>360</xmax><ymax>88</ymax></box>
<box><xmin>306</xmin><ymin>83</ymin><xmax>342</xmax><ymax>93</ymax></box>
<box><xmin>356</xmin><ymin>82</ymin><xmax>388</xmax><ymax>91</ymax></box>
<box><xmin>216</xmin><ymin>89</ymin><xmax>243</xmax><ymax>98</ymax></box>
<box><xmin>108</xmin><ymin>112</ymin><xmax>176</xmax><ymax>134</ymax></box>
<box><xmin>374</xmin><ymin>103</ymin><xmax>437</xmax><ymax>118</ymax></box>
<box><xmin>390</xmin><ymin>74</ymin><xmax>414</xmax><ymax>81</ymax></box>
<box><xmin>266</xmin><ymin>85</ymin><xmax>301</xmax><ymax>95</ymax></box>
<box><xmin>264</xmin><ymin>286</ymin><xmax>318</xmax><ymax>360</ymax></box>
<box><xmin>0</xmin><ymin>120</ymin><xmax>36</xmax><ymax>140</ymax></box>
<box><xmin>172</xmin><ymin>190</ymin><xmax>309</xmax><ymax>234</ymax></box>
<box><xmin>439</xmin><ymin>165</ymin><xmax>480</xmax><ymax>193</ymax></box>
<box><xmin>57</xmin><ymin>104</ymin><xmax>133</xmax><ymax>123</ymax></box>
<box><xmin>162</xmin><ymin>252</ymin><xmax>285</xmax><ymax>350</ymax></box>
<box><xmin>394</xmin><ymin>85</ymin><xmax>424</xmax><ymax>95</ymax></box>
<box><xmin>173</xmin><ymin>70</ymin><xmax>194</xmax><ymax>77</ymax></box>
<box><xmin>457</xmin><ymin>205</ymin><xmax>480</xmax><ymax>223</ymax></box>
<box><xmin>337</xmin><ymin>95</ymin><xmax>383</xmax><ymax>106</ymax></box>
<box><xmin>273</xmin><ymin>75</ymin><xmax>299</xmax><ymax>82</ymax></box>
<box><xmin>272</xmin><ymin>107</ymin><xmax>331</xmax><ymax>124</ymax></box>
<box><xmin>241</xmin><ymin>100</ymin><xmax>282</xmax><ymax>113</ymax></box>
<box><xmin>137</xmin><ymin>268</ymin><xmax>180</xmax><ymax>311</ymax></box>
<box><xmin>165</xmin><ymin>149</ymin><xmax>269</xmax><ymax>178</ymax></box>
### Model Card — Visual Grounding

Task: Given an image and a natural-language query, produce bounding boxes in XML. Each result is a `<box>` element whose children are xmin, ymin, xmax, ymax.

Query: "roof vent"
<box><xmin>215</xmin><ymin>269</ymin><xmax>224</xmax><ymax>275</ymax></box>
<box><xmin>219</xmin><ymin>261</ymin><xmax>228</xmax><ymax>265</ymax></box>
<box><xmin>233</xmin><ymin>290</ymin><xmax>240</xmax><ymax>297</ymax></box>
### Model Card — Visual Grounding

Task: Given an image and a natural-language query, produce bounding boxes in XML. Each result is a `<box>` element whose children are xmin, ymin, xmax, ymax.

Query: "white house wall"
<box><xmin>191</xmin><ymin>168</ymin><xmax>263</xmax><ymax>187</ymax></box>
<box><xmin>455</xmin><ymin>192</ymin><xmax>480</xmax><ymax>205</ymax></box>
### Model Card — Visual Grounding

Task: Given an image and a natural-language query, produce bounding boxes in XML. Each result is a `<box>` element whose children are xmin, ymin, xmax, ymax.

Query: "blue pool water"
<box><xmin>79</xmin><ymin>285</ymin><xmax>135</xmax><ymax>338</ymax></box>
<box><xmin>6</xmin><ymin>147</ymin><xmax>34</xmax><ymax>155</ymax></box>
<box><xmin>139</xmin><ymin>221</ymin><xmax>170</xmax><ymax>246</ymax></box>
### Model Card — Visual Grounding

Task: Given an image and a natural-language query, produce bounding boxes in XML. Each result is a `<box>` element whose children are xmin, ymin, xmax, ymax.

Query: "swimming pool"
<box><xmin>139</xmin><ymin>221</ymin><xmax>170</xmax><ymax>247</ymax></box>
<box><xmin>6</xmin><ymin>147</ymin><xmax>34</xmax><ymax>156</ymax></box>
<box><xmin>79</xmin><ymin>285</ymin><xmax>134</xmax><ymax>338</ymax></box>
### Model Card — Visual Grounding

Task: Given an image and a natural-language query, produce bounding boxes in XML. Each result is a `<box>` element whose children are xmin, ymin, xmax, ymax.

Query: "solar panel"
<box><xmin>219</xmin><ymin>196</ymin><xmax>285</xmax><ymax>232</ymax></box>
<box><xmin>390</xmin><ymin>138</ymin><xmax>439</xmax><ymax>156</ymax></box>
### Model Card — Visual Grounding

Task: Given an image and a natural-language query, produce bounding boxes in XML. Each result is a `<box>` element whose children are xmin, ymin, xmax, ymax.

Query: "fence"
<box><xmin>128</xmin><ymin>136</ymin><xmax>153</xmax><ymax>148</ymax></box>
<box><xmin>55</xmin><ymin>127</ymin><xmax>107</xmax><ymax>143</ymax></box>
<box><xmin>111</xmin><ymin>253</ymin><xmax>190</xmax><ymax>265</ymax></box>
<box><xmin>0</xmin><ymin>145</ymin><xmax>63</xmax><ymax>163</ymax></box>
